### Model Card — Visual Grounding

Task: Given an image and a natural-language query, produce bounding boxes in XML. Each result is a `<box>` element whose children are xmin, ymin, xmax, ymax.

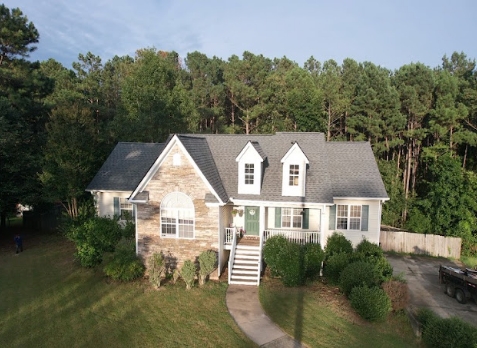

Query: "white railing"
<box><xmin>228</xmin><ymin>226</ymin><xmax>238</xmax><ymax>283</ymax></box>
<box><xmin>224</xmin><ymin>227</ymin><xmax>236</xmax><ymax>245</ymax></box>
<box><xmin>263</xmin><ymin>229</ymin><xmax>321</xmax><ymax>245</ymax></box>
<box><xmin>258</xmin><ymin>228</ymin><xmax>264</xmax><ymax>285</ymax></box>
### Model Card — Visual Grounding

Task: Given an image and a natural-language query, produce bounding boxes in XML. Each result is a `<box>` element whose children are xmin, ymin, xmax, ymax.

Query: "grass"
<box><xmin>461</xmin><ymin>255</ymin><xmax>477</xmax><ymax>269</ymax></box>
<box><xmin>0</xmin><ymin>232</ymin><xmax>254</xmax><ymax>348</ymax></box>
<box><xmin>259</xmin><ymin>279</ymin><xmax>424</xmax><ymax>348</ymax></box>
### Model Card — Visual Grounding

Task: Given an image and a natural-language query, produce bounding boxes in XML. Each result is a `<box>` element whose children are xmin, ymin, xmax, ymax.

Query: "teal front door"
<box><xmin>245</xmin><ymin>206</ymin><xmax>260</xmax><ymax>236</ymax></box>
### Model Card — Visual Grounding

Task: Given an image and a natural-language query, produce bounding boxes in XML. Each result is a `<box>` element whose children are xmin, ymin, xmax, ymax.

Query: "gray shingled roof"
<box><xmin>86</xmin><ymin>142</ymin><xmax>165</xmax><ymax>192</ymax></box>
<box><xmin>177</xmin><ymin>133</ymin><xmax>388</xmax><ymax>203</ymax></box>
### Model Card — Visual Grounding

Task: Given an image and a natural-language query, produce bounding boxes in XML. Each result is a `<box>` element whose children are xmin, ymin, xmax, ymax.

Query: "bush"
<box><xmin>381</xmin><ymin>280</ymin><xmax>409</xmax><ymax>311</ymax></box>
<box><xmin>419</xmin><ymin>309</ymin><xmax>477</xmax><ymax>348</ymax></box>
<box><xmin>339</xmin><ymin>261</ymin><xmax>381</xmax><ymax>296</ymax></box>
<box><xmin>277</xmin><ymin>242</ymin><xmax>305</xmax><ymax>287</ymax></box>
<box><xmin>181</xmin><ymin>260</ymin><xmax>196</xmax><ymax>290</ymax></box>
<box><xmin>349</xmin><ymin>286</ymin><xmax>391</xmax><ymax>322</ymax></box>
<box><xmin>149</xmin><ymin>252</ymin><xmax>166</xmax><ymax>288</ymax></box>
<box><xmin>304</xmin><ymin>243</ymin><xmax>324</xmax><ymax>279</ymax></box>
<box><xmin>356</xmin><ymin>239</ymin><xmax>383</xmax><ymax>258</ymax></box>
<box><xmin>103</xmin><ymin>239</ymin><xmax>145</xmax><ymax>281</ymax></box>
<box><xmin>66</xmin><ymin>217</ymin><xmax>123</xmax><ymax>267</ymax></box>
<box><xmin>325</xmin><ymin>232</ymin><xmax>353</xmax><ymax>259</ymax></box>
<box><xmin>263</xmin><ymin>235</ymin><xmax>288</xmax><ymax>277</ymax></box>
<box><xmin>198</xmin><ymin>250</ymin><xmax>217</xmax><ymax>286</ymax></box>
<box><xmin>323</xmin><ymin>252</ymin><xmax>352</xmax><ymax>284</ymax></box>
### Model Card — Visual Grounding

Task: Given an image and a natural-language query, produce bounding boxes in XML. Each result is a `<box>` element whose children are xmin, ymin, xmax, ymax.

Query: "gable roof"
<box><xmin>86</xmin><ymin>142</ymin><xmax>165</xmax><ymax>192</ymax></box>
<box><xmin>174</xmin><ymin>132</ymin><xmax>388</xmax><ymax>203</ymax></box>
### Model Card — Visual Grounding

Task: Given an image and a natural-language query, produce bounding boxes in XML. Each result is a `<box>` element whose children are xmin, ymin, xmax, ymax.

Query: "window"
<box><xmin>337</xmin><ymin>205</ymin><xmax>361</xmax><ymax>230</ymax></box>
<box><xmin>115</xmin><ymin>197</ymin><xmax>134</xmax><ymax>221</ymax></box>
<box><xmin>289</xmin><ymin>165</ymin><xmax>299</xmax><ymax>186</ymax></box>
<box><xmin>282</xmin><ymin>207</ymin><xmax>302</xmax><ymax>228</ymax></box>
<box><xmin>160</xmin><ymin>192</ymin><xmax>195</xmax><ymax>239</ymax></box>
<box><xmin>245</xmin><ymin>163</ymin><xmax>254</xmax><ymax>185</ymax></box>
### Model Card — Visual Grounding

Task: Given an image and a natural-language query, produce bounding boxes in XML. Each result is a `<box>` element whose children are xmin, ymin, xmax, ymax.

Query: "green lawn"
<box><xmin>0</xmin><ymin>232</ymin><xmax>253</xmax><ymax>348</ymax></box>
<box><xmin>260</xmin><ymin>279</ymin><xmax>424</xmax><ymax>348</ymax></box>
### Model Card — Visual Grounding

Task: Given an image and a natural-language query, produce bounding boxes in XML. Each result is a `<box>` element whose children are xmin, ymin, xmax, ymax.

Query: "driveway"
<box><xmin>386</xmin><ymin>254</ymin><xmax>477</xmax><ymax>327</ymax></box>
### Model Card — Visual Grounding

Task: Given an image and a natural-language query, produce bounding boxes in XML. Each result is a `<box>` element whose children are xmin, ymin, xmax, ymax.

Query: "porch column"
<box><xmin>320</xmin><ymin>206</ymin><xmax>326</xmax><ymax>247</ymax></box>
<box><xmin>259</xmin><ymin>205</ymin><xmax>266</xmax><ymax>240</ymax></box>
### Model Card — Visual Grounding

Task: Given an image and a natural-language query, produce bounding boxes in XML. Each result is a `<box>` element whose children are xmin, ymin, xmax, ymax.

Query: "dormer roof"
<box><xmin>235</xmin><ymin>141</ymin><xmax>266</xmax><ymax>162</ymax></box>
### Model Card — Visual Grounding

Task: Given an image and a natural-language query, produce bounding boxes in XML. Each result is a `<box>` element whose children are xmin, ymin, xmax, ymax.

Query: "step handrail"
<box><xmin>228</xmin><ymin>226</ymin><xmax>238</xmax><ymax>283</ymax></box>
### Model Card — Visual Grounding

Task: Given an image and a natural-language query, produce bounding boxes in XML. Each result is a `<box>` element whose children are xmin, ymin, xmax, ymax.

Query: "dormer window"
<box><xmin>245</xmin><ymin>163</ymin><xmax>254</xmax><ymax>185</ymax></box>
<box><xmin>281</xmin><ymin>142</ymin><xmax>309</xmax><ymax>197</ymax></box>
<box><xmin>289</xmin><ymin>165</ymin><xmax>299</xmax><ymax>186</ymax></box>
<box><xmin>236</xmin><ymin>142</ymin><xmax>266</xmax><ymax>195</ymax></box>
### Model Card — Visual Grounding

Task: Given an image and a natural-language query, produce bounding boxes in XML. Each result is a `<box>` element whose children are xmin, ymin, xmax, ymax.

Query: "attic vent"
<box><xmin>173</xmin><ymin>153</ymin><xmax>181</xmax><ymax>166</ymax></box>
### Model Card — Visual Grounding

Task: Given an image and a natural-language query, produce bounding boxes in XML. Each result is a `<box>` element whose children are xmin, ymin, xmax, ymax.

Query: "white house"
<box><xmin>87</xmin><ymin>133</ymin><xmax>389</xmax><ymax>285</ymax></box>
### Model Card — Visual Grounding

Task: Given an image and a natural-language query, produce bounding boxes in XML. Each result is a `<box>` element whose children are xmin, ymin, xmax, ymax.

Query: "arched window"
<box><xmin>160</xmin><ymin>192</ymin><xmax>195</xmax><ymax>239</ymax></box>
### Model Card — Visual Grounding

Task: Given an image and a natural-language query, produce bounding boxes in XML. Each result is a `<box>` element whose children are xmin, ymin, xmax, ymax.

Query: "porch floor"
<box><xmin>237</xmin><ymin>237</ymin><xmax>260</xmax><ymax>247</ymax></box>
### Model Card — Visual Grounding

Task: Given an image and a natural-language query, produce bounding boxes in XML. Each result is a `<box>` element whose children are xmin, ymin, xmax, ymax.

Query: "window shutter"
<box><xmin>329</xmin><ymin>205</ymin><xmax>336</xmax><ymax>230</ymax></box>
<box><xmin>114</xmin><ymin>197</ymin><xmax>120</xmax><ymax>217</ymax></box>
<box><xmin>302</xmin><ymin>208</ymin><xmax>309</xmax><ymax>229</ymax></box>
<box><xmin>361</xmin><ymin>205</ymin><xmax>369</xmax><ymax>231</ymax></box>
<box><xmin>275</xmin><ymin>207</ymin><xmax>281</xmax><ymax>228</ymax></box>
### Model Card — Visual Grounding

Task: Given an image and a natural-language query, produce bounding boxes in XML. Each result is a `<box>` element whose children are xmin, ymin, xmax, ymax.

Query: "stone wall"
<box><xmin>136</xmin><ymin>143</ymin><xmax>220</xmax><ymax>279</ymax></box>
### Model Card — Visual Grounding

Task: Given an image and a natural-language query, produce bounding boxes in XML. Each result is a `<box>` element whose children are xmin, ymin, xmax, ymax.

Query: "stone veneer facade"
<box><xmin>136</xmin><ymin>143</ymin><xmax>220</xmax><ymax>279</ymax></box>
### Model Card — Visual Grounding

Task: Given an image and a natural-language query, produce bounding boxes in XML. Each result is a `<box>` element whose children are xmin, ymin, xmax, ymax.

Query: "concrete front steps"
<box><xmin>229</xmin><ymin>244</ymin><xmax>261</xmax><ymax>286</ymax></box>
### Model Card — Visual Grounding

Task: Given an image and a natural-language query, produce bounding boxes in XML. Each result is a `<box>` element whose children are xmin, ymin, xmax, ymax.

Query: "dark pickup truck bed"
<box><xmin>439</xmin><ymin>265</ymin><xmax>477</xmax><ymax>304</ymax></box>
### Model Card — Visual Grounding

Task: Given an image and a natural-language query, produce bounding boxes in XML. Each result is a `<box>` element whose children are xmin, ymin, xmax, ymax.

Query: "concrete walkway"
<box><xmin>226</xmin><ymin>285</ymin><xmax>304</xmax><ymax>347</ymax></box>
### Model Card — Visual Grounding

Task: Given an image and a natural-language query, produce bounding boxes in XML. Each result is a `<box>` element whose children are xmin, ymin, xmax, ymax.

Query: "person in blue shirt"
<box><xmin>14</xmin><ymin>234</ymin><xmax>23</xmax><ymax>254</ymax></box>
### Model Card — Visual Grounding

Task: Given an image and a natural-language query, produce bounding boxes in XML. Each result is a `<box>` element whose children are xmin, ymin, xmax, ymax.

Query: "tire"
<box><xmin>455</xmin><ymin>288</ymin><xmax>467</xmax><ymax>304</ymax></box>
<box><xmin>446</xmin><ymin>283</ymin><xmax>455</xmax><ymax>298</ymax></box>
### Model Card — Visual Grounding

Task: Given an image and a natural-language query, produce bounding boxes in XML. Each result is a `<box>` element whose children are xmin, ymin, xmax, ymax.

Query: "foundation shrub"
<box><xmin>263</xmin><ymin>235</ymin><xmax>289</xmax><ymax>277</ymax></box>
<box><xmin>303</xmin><ymin>243</ymin><xmax>325</xmax><ymax>279</ymax></box>
<box><xmin>339</xmin><ymin>261</ymin><xmax>381</xmax><ymax>296</ymax></box>
<box><xmin>103</xmin><ymin>238</ymin><xmax>145</xmax><ymax>281</ymax></box>
<box><xmin>418</xmin><ymin>309</ymin><xmax>477</xmax><ymax>348</ymax></box>
<box><xmin>181</xmin><ymin>260</ymin><xmax>197</xmax><ymax>290</ymax></box>
<box><xmin>276</xmin><ymin>242</ymin><xmax>305</xmax><ymax>286</ymax></box>
<box><xmin>355</xmin><ymin>240</ymin><xmax>393</xmax><ymax>282</ymax></box>
<box><xmin>349</xmin><ymin>285</ymin><xmax>391</xmax><ymax>322</ymax></box>
<box><xmin>323</xmin><ymin>252</ymin><xmax>352</xmax><ymax>284</ymax></box>
<box><xmin>148</xmin><ymin>252</ymin><xmax>166</xmax><ymax>288</ymax></box>
<box><xmin>198</xmin><ymin>250</ymin><xmax>217</xmax><ymax>286</ymax></box>
<box><xmin>324</xmin><ymin>232</ymin><xmax>353</xmax><ymax>259</ymax></box>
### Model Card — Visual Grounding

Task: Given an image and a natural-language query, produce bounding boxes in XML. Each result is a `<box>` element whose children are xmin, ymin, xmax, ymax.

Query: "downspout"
<box><xmin>134</xmin><ymin>204</ymin><xmax>138</xmax><ymax>255</ymax></box>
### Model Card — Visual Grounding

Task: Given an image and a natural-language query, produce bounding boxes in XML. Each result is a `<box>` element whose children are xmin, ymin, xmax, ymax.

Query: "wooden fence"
<box><xmin>380</xmin><ymin>231</ymin><xmax>461</xmax><ymax>259</ymax></box>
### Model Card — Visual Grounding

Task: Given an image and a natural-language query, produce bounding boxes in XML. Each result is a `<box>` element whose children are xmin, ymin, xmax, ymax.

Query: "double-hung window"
<box><xmin>245</xmin><ymin>163</ymin><xmax>254</xmax><ymax>185</ymax></box>
<box><xmin>289</xmin><ymin>165</ymin><xmax>299</xmax><ymax>186</ymax></box>
<box><xmin>114</xmin><ymin>197</ymin><xmax>134</xmax><ymax>221</ymax></box>
<box><xmin>160</xmin><ymin>192</ymin><xmax>195</xmax><ymax>239</ymax></box>
<box><xmin>282</xmin><ymin>207</ymin><xmax>303</xmax><ymax>228</ymax></box>
<box><xmin>337</xmin><ymin>205</ymin><xmax>361</xmax><ymax>230</ymax></box>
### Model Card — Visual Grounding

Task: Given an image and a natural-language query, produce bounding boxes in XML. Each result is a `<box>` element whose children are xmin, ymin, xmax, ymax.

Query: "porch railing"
<box><xmin>263</xmin><ymin>229</ymin><xmax>321</xmax><ymax>245</ymax></box>
<box><xmin>224</xmin><ymin>227</ymin><xmax>238</xmax><ymax>245</ymax></box>
<box><xmin>228</xmin><ymin>226</ymin><xmax>238</xmax><ymax>283</ymax></box>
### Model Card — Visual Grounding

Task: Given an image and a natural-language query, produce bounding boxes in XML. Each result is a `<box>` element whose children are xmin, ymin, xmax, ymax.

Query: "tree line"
<box><xmin>1</xmin><ymin>5</ymin><xmax>477</xmax><ymax>254</ymax></box>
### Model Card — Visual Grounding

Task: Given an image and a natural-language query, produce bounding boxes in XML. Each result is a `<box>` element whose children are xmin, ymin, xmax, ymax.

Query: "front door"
<box><xmin>245</xmin><ymin>206</ymin><xmax>260</xmax><ymax>236</ymax></box>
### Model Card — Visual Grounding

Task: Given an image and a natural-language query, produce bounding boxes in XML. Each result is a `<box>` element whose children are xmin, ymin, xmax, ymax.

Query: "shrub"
<box><xmin>181</xmin><ymin>260</ymin><xmax>196</xmax><ymax>290</ymax></box>
<box><xmin>198</xmin><ymin>250</ymin><xmax>217</xmax><ymax>286</ymax></box>
<box><xmin>103</xmin><ymin>239</ymin><xmax>145</xmax><ymax>281</ymax></box>
<box><xmin>263</xmin><ymin>235</ymin><xmax>288</xmax><ymax>277</ymax></box>
<box><xmin>277</xmin><ymin>242</ymin><xmax>305</xmax><ymax>287</ymax></box>
<box><xmin>356</xmin><ymin>239</ymin><xmax>383</xmax><ymax>258</ymax></box>
<box><xmin>66</xmin><ymin>217</ymin><xmax>123</xmax><ymax>267</ymax></box>
<box><xmin>325</xmin><ymin>232</ymin><xmax>353</xmax><ymax>259</ymax></box>
<box><xmin>381</xmin><ymin>280</ymin><xmax>409</xmax><ymax>311</ymax></box>
<box><xmin>303</xmin><ymin>243</ymin><xmax>324</xmax><ymax>279</ymax></box>
<box><xmin>349</xmin><ymin>285</ymin><xmax>391</xmax><ymax>322</ymax></box>
<box><xmin>323</xmin><ymin>252</ymin><xmax>352</xmax><ymax>284</ymax></box>
<box><xmin>172</xmin><ymin>269</ymin><xmax>180</xmax><ymax>284</ymax></box>
<box><xmin>149</xmin><ymin>252</ymin><xmax>166</xmax><ymax>288</ymax></box>
<box><xmin>339</xmin><ymin>261</ymin><xmax>381</xmax><ymax>296</ymax></box>
<box><xmin>420</xmin><ymin>312</ymin><xmax>477</xmax><ymax>348</ymax></box>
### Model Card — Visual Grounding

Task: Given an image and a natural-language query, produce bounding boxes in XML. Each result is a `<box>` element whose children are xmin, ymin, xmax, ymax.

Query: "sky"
<box><xmin>5</xmin><ymin>0</ymin><xmax>477</xmax><ymax>71</ymax></box>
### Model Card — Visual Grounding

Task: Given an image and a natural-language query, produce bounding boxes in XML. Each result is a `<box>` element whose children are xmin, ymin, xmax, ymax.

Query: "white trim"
<box><xmin>333</xmin><ymin>196</ymin><xmax>389</xmax><ymax>201</ymax></box>
<box><xmin>230</xmin><ymin>198</ymin><xmax>330</xmax><ymax>209</ymax></box>
<box><xmin>130</xmin><ymin>135</ymin><xmax>224</xmax><ymax>204</ymax></box>
<box><xmin>134</xmin><ymin>204</ymin><xmax>138</xmax><ymax>255</ymax></box>
<box><xmin>86</xmin><ymin>189</ymin><xmax>131</xmax><ymax>193</ymax></box>
<box><xmin>280</xmin><ymin>142</ymin><xmax>310</xmax><ymax>164</ymax></box>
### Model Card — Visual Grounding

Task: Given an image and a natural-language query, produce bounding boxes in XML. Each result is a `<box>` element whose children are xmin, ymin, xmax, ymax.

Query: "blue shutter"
<box><xmin>114</xmin><ymin>197</ymin><xmax>120</xmax><ymax>217</ymax></box>
<box><xmin>361</xmin><ymin>205</ymin><xmax>369</xmax><ymax>231</ymax></box>
<box><xmin>302</xmin><ymin>209</ymin><xmax>309</xmax><ymax>229</ymax></box>
<box><xmin>275</xmin><ymin>208</ymin><xmax>281</xmax><ymax>228</ymax></box>
<box><xmin>329</xmin><ymin>205</ymin><xmax>336</xmax><ymax>230</ymax></box>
